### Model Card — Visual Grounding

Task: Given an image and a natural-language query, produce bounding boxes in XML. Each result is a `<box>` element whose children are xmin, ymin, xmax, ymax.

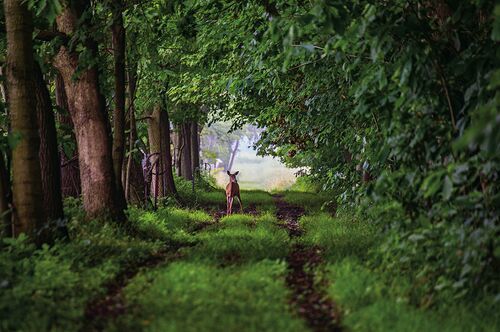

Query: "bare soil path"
<box><xmin>83</xmin><ymin>244</ymin><xmax>188</xmax><ymax>331</ymax></box>
<box><xmin>273</xmin><ymin>194</ymin><xmax>342</xmax><ymax>332</ymax></box>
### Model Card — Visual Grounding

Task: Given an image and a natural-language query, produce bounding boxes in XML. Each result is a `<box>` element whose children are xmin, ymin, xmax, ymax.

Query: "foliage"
<box><xmin>0</xmin><ymin>207</ymin><xmax>161</xmax><ymax>331</ymax></box>
<box><xmin>168</xmin><ymin>0</ymin><xmax>500</xmax><ymax>302</ymax></box>
<box><xmin>296</xmin><ymin>205</ymin><xmax>500</xmax><ymax>330</ymax></box>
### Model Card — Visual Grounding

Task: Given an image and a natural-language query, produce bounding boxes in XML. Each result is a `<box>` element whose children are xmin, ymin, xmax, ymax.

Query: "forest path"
<box><xmin>273</xmin><ymin>194</ymin><xmax>342</xmax><ymax>332</ymax></box>
<box><xmin>85</xmin><ymin>191</ymin><xmax>341</xmax><ymax>331</ymax></box>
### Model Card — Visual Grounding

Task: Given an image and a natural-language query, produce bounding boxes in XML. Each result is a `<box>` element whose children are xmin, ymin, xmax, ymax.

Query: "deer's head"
<box><xmin>227</xmin><ymin>170</ymin><xmax>239</xmax><ymax>183</ymax></box>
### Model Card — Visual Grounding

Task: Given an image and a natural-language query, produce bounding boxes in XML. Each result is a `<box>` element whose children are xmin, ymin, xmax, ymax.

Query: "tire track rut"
<box><xmin>274</xmin><ymin>194</ymin><xmax>342</xmax><ymax>332</ymax></box>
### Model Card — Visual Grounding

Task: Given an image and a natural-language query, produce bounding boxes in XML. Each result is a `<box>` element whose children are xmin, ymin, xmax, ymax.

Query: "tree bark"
<box><xmin>190</xmin><ymin>121</ymin><xmax>200</xmax><ymax>177</ymax></box>
<box><xmin>124</xmin><ymin>65</ymin><xmax>144</xmax><ymax>204</ymax></box>
<box><xmin>111</xmin><ymin>0</ymin><xmax>127</xmax><ymax>211</ymax></box>
<box><xmin>0</xmin><ymin>65</ymin><xmax>8</xmax><ymax>103</ymax></box>
<box><xmin>180</xmin><ymin>122</ymin><xmax>193</xmax><ymax>180</ymax></box>
<box><xmin>0</xmin><ymin>152</ymin><xmax>12</xmax><ymax>237</ymax></box>
<box><xmin>175</xmin><ymin>126</ymin><xmax>183</xmax><ymax>177</ymax></box>
<box><xmin>227</xmin><ymin>139</ymin><xmax>239</xmax><ymax>172</ymax></box>
<box><xmin>4</xmin><ymin>0</ymin><xmax>45</xmax><ymax>238</ymax></box>
<box><xmin>147</xmin><ymin>105</ymin><xmax>178</xmax><ymax>198</ymax></box>
<box><xmin>53</xmin><ymin>5</ymin><xmax>124</xmax><ymax>221</ymax></box>
<box><xmin>34</xmin><ymin>63</ymin><xmax>65</xmax><ymax>227</ymax></box>
<box><xmin>162</xmin><ymin>105</ymin><xmax>178</xmax><ymax>197</ymax></box>
<box><xmin>56</xmin><ymin>73</ymin><xmax>81</xmax><ymax>198</ymax></box>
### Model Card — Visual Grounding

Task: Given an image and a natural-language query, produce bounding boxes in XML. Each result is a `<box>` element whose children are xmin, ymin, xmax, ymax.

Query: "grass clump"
<box><xmin>112</xmin><ymin>260</ymin><xmax>307</xmax><ymax>332</ymax></box>
<box><xmin>189</xmin><ymin>213</ymin><xmax>289</xmax><ymax>263</ymax></box>
<box><xmin>299</xmin><ymin>212</ymin><xmax>376</xmax><ymax>260</ymax></box>
<box><xmin>128</xmin><ymin>207</ymin><xmax>212</xmax><ymax>245</ymax></box>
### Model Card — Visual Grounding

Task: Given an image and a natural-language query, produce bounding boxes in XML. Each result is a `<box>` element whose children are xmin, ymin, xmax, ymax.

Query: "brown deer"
<box><xmin>226</xmin><ymin>171</ymin><xmax>243</xmax><ymax>215</ymax></box>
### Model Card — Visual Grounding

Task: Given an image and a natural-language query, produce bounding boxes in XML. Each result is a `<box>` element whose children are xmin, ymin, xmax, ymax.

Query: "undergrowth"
<box><xmin>295</xmin><ymin>207</ymin><xmax>500</xmax><ymax>332</ymax></box>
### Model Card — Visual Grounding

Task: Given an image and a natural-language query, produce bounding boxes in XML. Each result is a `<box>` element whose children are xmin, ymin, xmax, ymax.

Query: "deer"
<box><xmin>226</xmin><ymin>170</ymin><xmax>243</xmax><ymax>215</ymax></box>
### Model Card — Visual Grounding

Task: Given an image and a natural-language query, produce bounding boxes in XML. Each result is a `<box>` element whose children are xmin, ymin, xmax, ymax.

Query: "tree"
<box><xmin>56</xmin><ymin>73</ymin><xmax>81</xmax><ymax>198</ymax></box>
<box><xmin>124</xmin><ymin>64</ymin><xmax>144</xmax><ymax>204</ymax></box>
<box><xmin>4</xmin><ymin>0</ymin><xmax>45</xmax><ymax>238</ymax></box>
<box><xmin>111</xmin><ymin>0</ymin><xmax>127</xmax><ymax>211</ymax></box>
<box><xmin>147</xmin><ymin>104</ymin><xmax>178</xmax><ymax>199</ymax></box>
<box><xmin>53</xmin><ymin>2</ymin><xmax>124</xmax><ymax>220</ymax></box>
<box><xmin>0</xmin><ymin>152</ymin><xmax>11</xmax><ymax>237</ymax></box>
<box><xmin>179</xmin><ymin>122</ymin><xmax>193</xmax><ymax>180</ymax></box>
<box><xmin>33</xmin><ymin>62</ymin><xmax>65</xmax><ymax>234</ymax></box>
<box><xmin>190</xmin><ymin>121</ymin><xmax>200</xmax><ymax>176</ymax></box>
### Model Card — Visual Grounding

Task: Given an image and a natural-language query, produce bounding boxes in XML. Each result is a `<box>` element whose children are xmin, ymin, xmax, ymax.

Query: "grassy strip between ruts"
<box><xmin>106</xmin><ymin>212</ymin><xmax>305</xmax><ymax>332</ymax></box>
<box><xmin>298</xmin><ymin>211</ymin><xmax>500</xmax><ymax>332</ymax></box>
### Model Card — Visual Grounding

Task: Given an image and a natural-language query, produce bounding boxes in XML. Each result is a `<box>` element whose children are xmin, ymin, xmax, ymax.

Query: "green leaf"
<box><xmin>442</xmin><ymin>176</ymin><xmax>453</xmax><ymax>201</ymax></box>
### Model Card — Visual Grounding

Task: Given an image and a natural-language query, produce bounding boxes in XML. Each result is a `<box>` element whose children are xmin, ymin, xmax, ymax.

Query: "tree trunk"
<box><xmin>124</xmin><ymin>65</ymin><xmax>144</xmax><ymax>204</ymax></box>
<box><xmin>34</xmin><ymin>63</ymin><xmax>65</xmax><ymax>228</ymax></box>
<box><xmin>147</xmin><ymin>105</ymin><xmax>178</xmax><ymax>199</ymax></box>
<box><xmin>175</xmin><ymin>127</ymin><xmax>182</xmax><ymax>177</ymax></box>
<box><xmin>56</xmin><ymin>73</ymin><xmax>81</xmax><ymax>198</ymax></box>
<box><xmin>190</xmin><ymin>121</ymin><xmax>200</xmax><ymax>177</ymax></box>
<box><xmin>0</xmin><ymin>65</ymin><xmax>8</xmax><ymax>103</ymax></box>
<box><xmin>162</xmin><ymin>105</ymin><xmax>177</xmax><ymax>197</ymax></box>
<box><xmin>4</xmin><ymin>0</ymin><xmax>45</xmax><ymax>239</ymax></box>
<box><xmin>53</xmin><ymin>5</ymin><xmax>124</xmax><ymax>221</ymax></box>
<box><xmin>0</xmin><ymin>152</ymin><xmax>12</xmax><ymax>237</ymax></box>
<box><xmin>0</xmin><ymin>64</ymin><xmax>12</xmax><ymax>237</ymax></box>
<box><xmin>227</xmin><ymin>139</ymin><xmax>239</xmax><ymax>172</ymax></box>
<box><xmin>111</xmin><ymin>0</ymin><xmax>127</xmax><ymax>211</ymax></box>
<box><xmin>180</xmin><ymin>122</ymin><xmax>193</xmax><ymax>180</ymax></box>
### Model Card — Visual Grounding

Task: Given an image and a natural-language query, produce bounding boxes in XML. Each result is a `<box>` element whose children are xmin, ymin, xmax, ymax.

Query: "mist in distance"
<box><xmin>200</xmin><ymin>122</ymin><xmax>297</xmax><ymax>191</ymax></box>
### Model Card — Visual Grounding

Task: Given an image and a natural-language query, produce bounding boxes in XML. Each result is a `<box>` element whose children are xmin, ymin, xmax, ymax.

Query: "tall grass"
<box><xmin>299</xmin><ymin>213</ymin><xmax>376</xmax><ymax>260</ymax></box>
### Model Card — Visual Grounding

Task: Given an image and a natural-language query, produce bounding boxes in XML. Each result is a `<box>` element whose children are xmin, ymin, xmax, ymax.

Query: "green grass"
<box><xmin>108</xmin><ymin>212</ymin><xmax>302</xmax><ymax>332</ymax></box>
<box><xmin>297</xmin><ymin>210</ymin><xmax>500</xmax><ymax>332</ymax></box>
<box><xmin>299</xmin><ymin>212</ymin><xmax>376</xmax><ymax>260</ymax></box>
<box><xmin>327</xmin><ymin>258</ymin><xmax>500</xmax><ymax>332</ymax></box>
<box><xmin>3</xmin><ymin>192</ymin><xmax>499</xmax><ymax>332</ymax></box>
<box><xmin>128</xmin><ymin>207</ymin><xmax>213</xmax><ymax>245</ymax></box>
<box><xmin>282</xmin><ymin>191</ymin><xmax>332</xmax><ymax>213</ymax></box>
<box><xmin>197</xmin><ymin>189</ymin><xmax>275</xmax><ymax>213</ymax></box>
<box><xmin>0</xmin><ymin>222</ymin><xmax>161</xmax><ymax>332</ymax></box>
<box><xmin>0</xmin><ymin>204</ymin><xmax>212</xmax><ymax>332</ymax></box>
<box><xmin>111</xmin><ymin>260</ymin><xmax>306</xmax><ymax>332</ymax></box>
<box><xmin>188</xmin><ymin>213</ymin><xmax>289</xmax><ymax>263</ymax></box>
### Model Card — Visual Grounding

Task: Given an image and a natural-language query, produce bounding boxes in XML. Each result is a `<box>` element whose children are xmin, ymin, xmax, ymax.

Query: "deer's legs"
<box><xmin>226</xmin><ymin>196</ymin><xmax>230</xmax><ymax>215</ymax></box>
<box><xmin>237</xmin><ymin>195</ymin><xmax>243</xmax><ymax>212</ymax></box>
<box><xmin>229</xmin><ymin>197</ymin><xmax>234</xmax><ymax>215</ymax></box>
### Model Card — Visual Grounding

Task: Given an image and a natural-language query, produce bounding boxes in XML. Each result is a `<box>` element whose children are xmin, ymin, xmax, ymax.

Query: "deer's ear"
<box><xmin>227</xmin><ymin>170</ymin><xmax>231</xmax><ymax>175</ymax></box>
<box><xmin>234</xmin><ymin>171</ymin><xmax>239</xmax><ymax>175</ymax></box>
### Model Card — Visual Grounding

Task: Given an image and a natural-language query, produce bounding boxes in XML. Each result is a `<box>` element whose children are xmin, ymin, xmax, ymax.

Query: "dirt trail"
<box><xmin>83</xmin><ymin>219</ymin><xmax>215</xmax><ymax>330</ymax></box>
<box><xmin>273</xmin><ymin>194</ymin><xmax>342</xmax><ymax>332</ymax></box>
<box><xmin>83</xmin><ymin>247</ymin><xmax>186</xmax><ymax>331</ymax></box>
